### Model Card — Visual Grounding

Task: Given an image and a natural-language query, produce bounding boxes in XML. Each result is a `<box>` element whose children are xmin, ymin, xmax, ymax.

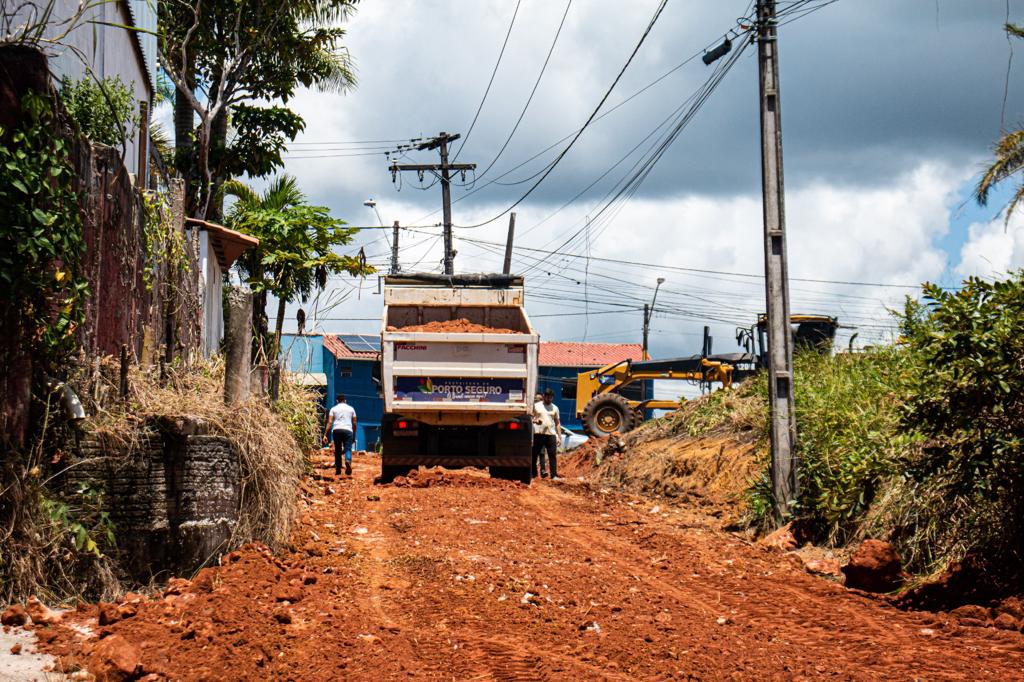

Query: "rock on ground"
<box><xmin>842</xmin><ymin>539</ymin><xmax>905</xmax><ymax>593</ymax></box>
<box><xmin>89</xmin><ymin>634</ymin><xmax>141</xmax><ymax>682</ymax></box>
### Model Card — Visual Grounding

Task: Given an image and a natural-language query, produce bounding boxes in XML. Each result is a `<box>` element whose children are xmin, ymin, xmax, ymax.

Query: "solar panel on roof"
<box><xmin>338</xmin><ymin>334</ymin><xmax>380</xmax><ymax>352</ymax></box>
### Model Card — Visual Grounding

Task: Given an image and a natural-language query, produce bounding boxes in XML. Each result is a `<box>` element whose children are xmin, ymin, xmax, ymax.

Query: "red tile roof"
<box><xmin>539</xmin><ymin>341</ymin><xmax>643</xmax><ymax>368</ymax></box>
<box><xmin>323</xmin><ymin>334</ymin><xmax>379</xmax><ymax>360</ymax></box>
<box><xmin>322</xmin><ymin>336</ymin><xmax>642</xmax><ymax>367</ymax></box>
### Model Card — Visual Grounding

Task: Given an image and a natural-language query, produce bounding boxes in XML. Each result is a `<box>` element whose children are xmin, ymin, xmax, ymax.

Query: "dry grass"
<box><xmin>81</xmin><ymin>357</ymin><xmax>312</xmax><ymax>550</ymax></box>
<box><xmin>583</xmin><ymin>390</ymin><xmax>766</xmax><ymax>520</ymax></box>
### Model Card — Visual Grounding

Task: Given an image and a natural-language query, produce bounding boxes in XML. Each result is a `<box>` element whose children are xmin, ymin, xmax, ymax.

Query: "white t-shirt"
<box><xmin>328</xmin><ymin>402</ymin><xmax>356</xmax><ymax>432</ymax></box>
<box><xmin>533</xmin><ymin>401</ymin><xmax>559</xmax><ymax>436</ymax></box>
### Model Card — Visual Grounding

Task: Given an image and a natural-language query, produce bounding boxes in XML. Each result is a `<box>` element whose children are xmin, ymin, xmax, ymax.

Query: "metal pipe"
<box><xmin>45</xmin><ymin>378</ymin><xmax>86</xmax><ymax>422</ymax></box>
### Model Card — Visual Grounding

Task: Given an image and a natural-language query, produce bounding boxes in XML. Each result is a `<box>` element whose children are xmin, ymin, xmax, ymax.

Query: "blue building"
<box><xmin>281</xmin><ymin>333</ymin><xmax>382</xmax><ymax>451</ymax></box>
<box><xmin>281</xmin><ymin>335</ymin><xmax>648</xmax><ymax>447</ymax></box>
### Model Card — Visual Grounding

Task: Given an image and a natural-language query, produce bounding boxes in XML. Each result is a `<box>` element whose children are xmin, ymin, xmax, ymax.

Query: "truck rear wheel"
<box><xmin>380</xmin><ymin>464</ymin><xmax>414</xmax><ymax>484</ymax></box>
<box><xmin>582</xmin><ymin>393</ymin><xmax>636</xmax><ymax>437</ymax></box>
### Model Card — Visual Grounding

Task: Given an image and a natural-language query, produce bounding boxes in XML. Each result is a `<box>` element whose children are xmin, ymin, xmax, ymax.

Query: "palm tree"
<box><xmin>976</xmin><ymin>24</ymin><xmax>1024</xmax><ymax>222</ymax></box>
<box><xmin>223</xmin><ymin>175</ymin><xmax>371</xmax><ymax>398</ymax></box>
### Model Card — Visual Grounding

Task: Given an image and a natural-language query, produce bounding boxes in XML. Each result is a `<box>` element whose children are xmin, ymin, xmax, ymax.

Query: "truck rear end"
<box><xmin>380</xmin><ymin>274</ymin><xmax>539</xmax><ymax>483</ymax></box>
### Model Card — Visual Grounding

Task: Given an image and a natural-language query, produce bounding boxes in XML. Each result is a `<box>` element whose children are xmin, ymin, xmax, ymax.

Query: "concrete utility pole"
<box><xmin>224</xmin><ymin>287</ymin><xmax>253</xmax><ymax>406</ymax></box>
<box><xmin>391</xmin><ymin>221</ymin><xmax>401</xmax><ymax>274</ymax></box>
<box><xmin>641</xmin><ymin>277</ymin><xmax>665</xmax><ymax>360</ymax></box>
<box><xmin>756</xmin><ymin>0</ymin><xmax>798</xmax><ymax>523</ymax></box>
<box><xmin>390</xmin><ymin>133</ymin><xmax>475</xmax><ymax>274</ymax></box>
<box><xmin>502</xmin><ymin>212</ymin><xmax>516</xmax><ymax>275</ymax></box>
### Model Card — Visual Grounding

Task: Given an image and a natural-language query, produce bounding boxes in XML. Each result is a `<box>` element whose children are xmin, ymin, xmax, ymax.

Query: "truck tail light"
<box><xmin>393</xmin><ymin>419</ymin><xmax>418</xmax><ymax>436</ymax></box>
<box><xmin>498</xmin><ymin>421</ymin><xmax>523</xmax><ymax>430</ymax></box>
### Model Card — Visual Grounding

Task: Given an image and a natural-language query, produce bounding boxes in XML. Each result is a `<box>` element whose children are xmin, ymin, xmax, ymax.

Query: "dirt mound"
<box><xmin>559</xmin><ymin>434</ymin><xmax>628</xmax><ymax>478</ymax></box>
<box><xmin>558</xmin><ymin>437</ymin><xmax>606</xmax><ymax>478</ymax></box>
<box><xmin>842</xmin><ymin>539</ymin><xmax>905</xmax><ymax>593</ymax></box>
<box><xmin>38</xmin><ymin>544</ymin><xmax>333</xmax><ymax>680</ymax></box>
<box><xmin>390</xmin><ymin>468</ymin><xmax>523</xmax><ymax>490</ymax></box>
<box><xmin>598</xmin><ymin>432</ymin><xmax>758</xmax><ymax>514</ymax></box>
<box><xmin>386</xmin><ymin>319</ymin><xmax>519</xmax><ymax>334</ymax></box>
<box><xmin>895</xmin><ymin>555</ymin><xmax>1024</xmax><ymax>615</ymax></box>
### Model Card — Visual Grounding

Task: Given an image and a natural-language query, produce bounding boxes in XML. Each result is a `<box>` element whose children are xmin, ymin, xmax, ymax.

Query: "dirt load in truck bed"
<box><xmin>386</xmin><ymin>318</ymin><xmax>520</xmax><ymax>334</ymax></box>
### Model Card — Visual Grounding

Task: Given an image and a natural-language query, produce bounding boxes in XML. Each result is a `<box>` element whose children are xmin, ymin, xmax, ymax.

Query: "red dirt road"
<box><xmin>41</xmin><ymin>453</ymin><xmax>1024</xmax><ymax>680</ymax></box>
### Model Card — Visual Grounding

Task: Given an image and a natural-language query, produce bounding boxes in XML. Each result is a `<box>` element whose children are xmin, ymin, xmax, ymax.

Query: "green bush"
<box><xmin>791</xmin><ymin>349</ymin><xmax>921</xmax><ymax>540</ymax></box>
<box><xmin>882</xmin><ymin>275</ymin><xmax>1024</xmax><ymax>576</ymax></box>
<box><xmin>60</xmin><ymin>75</ymin><xmax>138</xmax><ymax>146</ymax></box>
<box><xmin>739</xmin><ymin>348</ymin><xmax>922</xmax><ymax>541</ymax></box>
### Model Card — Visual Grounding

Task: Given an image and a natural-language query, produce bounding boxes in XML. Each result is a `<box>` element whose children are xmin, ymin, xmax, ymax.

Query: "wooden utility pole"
<box><xmin>390</xmin><ymin>133</ymin><xmax>475</xmax><ymax>274</ymax></box>
<box><xmin>502</xmin><ymin>212</ymin><xmax>517</xmax><ymax>275</ymax></box>
<box><xmin>390</xmin><ymin>221</ymin><xmax>401</xmax><ymax>274</ymax></box>
<box><xmin>756</xmin><ymin>0</ymin><xmax>798</xmax><ymax>523</ymax></box>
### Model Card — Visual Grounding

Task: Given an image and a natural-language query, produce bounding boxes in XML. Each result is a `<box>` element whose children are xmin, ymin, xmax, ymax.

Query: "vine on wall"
<box><xmin>141</xmin><ymin>191</ymin><xmax>188</xmax><ymax>292</ymax></box>
<box><xmin>0</xmin><ymin>90</ymin><xmax>87</xmax><ymax>363</ymax></box>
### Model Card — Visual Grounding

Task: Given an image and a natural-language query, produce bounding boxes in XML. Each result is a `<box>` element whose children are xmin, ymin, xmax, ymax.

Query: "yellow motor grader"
<box><xmin>574</xmin><ymin>315</ymin><xmax>837</xmax><ymax>437</ymax></box>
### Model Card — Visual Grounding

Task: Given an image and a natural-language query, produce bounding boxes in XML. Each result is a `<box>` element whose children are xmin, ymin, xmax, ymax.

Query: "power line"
<box><xmin>453</xmin><ymin>0</ymin><xmax>671</xmax><ymax>229</ymax></box>
<box><xmin>440</xmin><ymin>231</ymin><xmax>937</xmax><ymax>289</ymax></box>
<box><xmin>403</xmin><ymin>11</ymin><xmax>758</xmax><ymax>226</ymax></box>
<box><xmin>470</xmin><ymin>0</ymin><xmax>572</xmax><ymax>180</ymax></box>
<box><xmin>519</xmin><ymin>38</ymin><xmax>751</xmax><ymax>274</ymax></box>
<box><xmin>453</xmin><ymin>0</ymin><xmax>523</xmax><ymax>161</ymax></box>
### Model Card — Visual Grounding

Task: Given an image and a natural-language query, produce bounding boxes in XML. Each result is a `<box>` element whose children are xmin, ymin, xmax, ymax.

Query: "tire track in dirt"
<box><xmin>521</xmin><ymin>482</ymin><xmax>1024</xmax><ymax>680</ymax></box>
<box><xmin>33</xmin><ymin>457</ymin><xmax>1024</xmax><ymax>680</ymax></box>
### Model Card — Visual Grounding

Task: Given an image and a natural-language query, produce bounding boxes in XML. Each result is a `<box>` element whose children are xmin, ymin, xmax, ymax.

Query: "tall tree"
<box><xmin>223</xmin><ymin>175</ymin><xmax>372</xmax><ymax>397</ymax></box>
<box><xmin>976</xmin><ymin>23</ymin><xmax>1024</xmax><ymax>221</ymax></box>
<box><xmin>158</xmin><ymin>0</ymin><xmax>357</xmax><ymax>219</ymax></box>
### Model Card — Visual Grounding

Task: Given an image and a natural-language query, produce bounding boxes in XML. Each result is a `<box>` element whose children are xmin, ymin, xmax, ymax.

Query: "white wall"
<box><xmin>198</xmin><ymin>231</ymin><xmax>224</xmax><ymax>357</ymax></box>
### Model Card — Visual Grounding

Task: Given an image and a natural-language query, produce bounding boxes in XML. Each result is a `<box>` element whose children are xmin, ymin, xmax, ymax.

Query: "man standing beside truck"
<box><xmin>533</xmin><ymin>388</ymin><xmax>560</xmax><ymax>480</ymax></box>
<box><xmin>324</xmin><ymin>394</ymin><xmax>357</xmax><ymax>477</ymax></box>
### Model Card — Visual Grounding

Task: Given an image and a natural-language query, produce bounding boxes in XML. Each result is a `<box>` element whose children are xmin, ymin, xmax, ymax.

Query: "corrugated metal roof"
<box><xmin>127</xmin><ymin>0</ymin><xmax>158</xmax><ymax>91</ymax></box>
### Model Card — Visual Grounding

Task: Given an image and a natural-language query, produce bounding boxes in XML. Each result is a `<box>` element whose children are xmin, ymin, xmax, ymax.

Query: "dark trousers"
<box><xmin>332</xmin><ymin>429</ymin><xmax>354</xmax><ymax>473</ymax></box>
<box><xmin>532</xmin><ymin>434</ymin><xmax>558</xmax><ymax>478</ymax></box>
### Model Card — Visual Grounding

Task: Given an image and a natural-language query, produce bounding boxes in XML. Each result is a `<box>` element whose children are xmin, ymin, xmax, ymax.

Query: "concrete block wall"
<box><xmin>70</xmin><ymin>430</ymin><xmax>240</xmax><ymax>580</ymax></box>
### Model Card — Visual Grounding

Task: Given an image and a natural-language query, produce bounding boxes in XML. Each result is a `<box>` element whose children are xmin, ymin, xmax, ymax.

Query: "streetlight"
<box><xmin>641</xmin><ymin>277</ymin><xmax>664</xmax><ymax>405</ymax></box>
<box><xmin>642</xmin><ymin>277</ymin><xmax>665</xmax><ymax>358</ymax></box>
<box><xmin>363</xmin><ymin>197</ymin><xmax>384</xmax><ymax>226</ymax></box>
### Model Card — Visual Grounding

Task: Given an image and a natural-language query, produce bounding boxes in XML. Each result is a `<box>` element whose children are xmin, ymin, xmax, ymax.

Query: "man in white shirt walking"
<box><xmin>323</xmin><ymin>394</ymin><xmax>357</xmax><ymax>476</ymax></box>
<box><xmin>532</xmin><ymin>388</ymin><xmax>560</xmax><ymax>480</ymax></box>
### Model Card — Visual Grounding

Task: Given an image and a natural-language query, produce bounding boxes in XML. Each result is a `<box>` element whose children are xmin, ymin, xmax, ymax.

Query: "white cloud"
<box><xmin>956</xmin><ymin>211</ymin><xmax>1024</xmax><ymax>280</ymax></box>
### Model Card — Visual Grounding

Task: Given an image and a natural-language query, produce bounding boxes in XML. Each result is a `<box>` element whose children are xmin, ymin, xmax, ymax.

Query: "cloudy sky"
<box><xmin>217</xmin><ymin>0</ymin><xmax>1024</xmax><ymax>367</ymax></box>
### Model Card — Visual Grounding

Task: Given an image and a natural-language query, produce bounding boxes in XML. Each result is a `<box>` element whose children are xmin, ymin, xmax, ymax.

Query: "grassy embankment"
<box><xmin>607</xmin><ymin>274</ymin><xmax>1024</xmax><ymax>587</ymax></box>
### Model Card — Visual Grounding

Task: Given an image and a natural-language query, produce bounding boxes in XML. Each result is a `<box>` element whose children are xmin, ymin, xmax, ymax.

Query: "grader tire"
<box><xmin>582</xmin><ymin>393</ymin><xmax>637</xmax><ymax>437</ymax></box>
<box><xmin>634</xmin><ymin>406</ymin><xmax>646</xmax><ymax>428</ymax></box>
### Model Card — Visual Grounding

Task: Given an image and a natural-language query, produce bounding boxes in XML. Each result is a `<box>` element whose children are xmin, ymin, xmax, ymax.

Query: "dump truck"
<box><xmin>379</xmin><ymin>273</ymin><xmax>539</xmax><ymax>483</ymax></box>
